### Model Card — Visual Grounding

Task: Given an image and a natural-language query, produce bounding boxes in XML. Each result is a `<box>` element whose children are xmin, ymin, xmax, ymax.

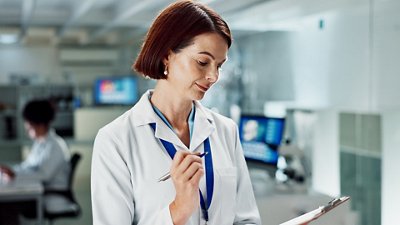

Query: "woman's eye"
<box><xmin>198</xmin><ymin>61</ymin><xmax>208</xmax><ymax>66</ymax></box>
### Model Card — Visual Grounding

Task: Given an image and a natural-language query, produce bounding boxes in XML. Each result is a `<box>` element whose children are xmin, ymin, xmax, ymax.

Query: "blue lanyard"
<box><xmin>149</xmin><ymin>123</ymin><xmax>214</xmax><ymax>222</ymax></box>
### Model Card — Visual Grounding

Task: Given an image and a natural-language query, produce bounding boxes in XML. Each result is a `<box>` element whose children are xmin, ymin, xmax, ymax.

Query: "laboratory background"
<box><xmin>0</xmin><ymin>0</ymin><xmax>399</xmax><ymax>224</ymax></box>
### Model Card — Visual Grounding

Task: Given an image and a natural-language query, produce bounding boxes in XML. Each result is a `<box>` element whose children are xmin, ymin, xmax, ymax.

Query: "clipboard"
<box><xmin>279</xmin><ymin>196</ymin><xmax>350</xmax><ymax>225</ymax></box>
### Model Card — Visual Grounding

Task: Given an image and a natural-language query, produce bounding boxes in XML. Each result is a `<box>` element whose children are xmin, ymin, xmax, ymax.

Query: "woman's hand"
<box><xmin>169</xmin><ymin>151</ymin><xmax>204</xmax><ymax>225</ymax></box>
<box><xmin>0</xmin><ymin>165</ymin><xmax>15</xmax><ymax>182</ymax></box>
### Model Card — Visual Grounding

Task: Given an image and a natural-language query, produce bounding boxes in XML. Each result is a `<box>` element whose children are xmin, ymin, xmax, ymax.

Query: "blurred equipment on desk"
<box><xmin>276</xmin><ymin>139</ymin><xmax>307</xmax><ymax>184</ymax></box>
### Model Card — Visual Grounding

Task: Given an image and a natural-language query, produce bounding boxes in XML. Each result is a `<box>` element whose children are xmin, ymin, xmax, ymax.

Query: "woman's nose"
<box><xmin>205</xmin><ymin>68</ymin><xmax>219</xmax><ymax>83</ymax></box>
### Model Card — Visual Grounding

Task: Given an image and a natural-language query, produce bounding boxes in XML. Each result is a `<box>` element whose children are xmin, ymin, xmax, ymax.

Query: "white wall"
<box><xmin>0</xmin><ymin>46</ymin><xmax>62</xmax><ymax>83</ymax></box>
<box><xmin>74</xmin><ymin>107</ymin><xmax>130</xmax><ymax>140</ymax></box>
<box><xmin>381</xmin><ymin>111</ymin><xmax>400</xmax><ymax>225</ymax></box>
<box><xmin>375</xmin><ymin>3</ymin><xmax>400</xmax><ymax>222</ymax></box>
<box><xmin>312</xmin><ymin>110</ymin><xmax>340</xmax><ymax>197</ymax></box>
<box><xmin>289</xmin><ymin>4</ymin><xmax>371</xmax><ymax>110</ymax></box>
<box><xmin>0</xmin><ymin>45</ymin><xmax>139</xmax><ymax>86</ymax></box>
<box><xmin>373</xmin><ymin>0</ymin><xmax>400</xmax><ymax>110</ymax></box>
<box><xmin>236</xmin><ymin>0</ymin><xmax>400</xmax><ymax>111</ymax></box>
<box><xmin>236</xmin><ymin>1</ymin><xmax>373</xmax><ymax>111</ymax></box>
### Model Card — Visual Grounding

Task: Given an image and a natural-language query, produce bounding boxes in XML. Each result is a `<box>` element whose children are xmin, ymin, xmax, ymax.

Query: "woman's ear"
<box><xmin>163</xmin><ymin>49</ymin><xmax>173</xmax><ymax>65</ymax></box>
<box><xmin>162</xmin><ymin>50</ymin><xmax>173</xmax><ymax>76</ymax></box>
<box><xmin>163</xmin><ymin>50</ymin><xmax>174</xmax><ymax>76</ymax></box>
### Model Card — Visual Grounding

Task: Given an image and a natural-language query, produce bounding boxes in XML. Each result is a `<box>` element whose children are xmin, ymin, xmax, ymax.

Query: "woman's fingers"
<box><xmin>171</xmin><ymin>151</ymin><xmax>204</xmax><ymax>182</ymax></box>
<box><xmin>0</xmin><ymin>165</ymin><xmax>15</xmax><ymax>178</ymax></box>
<box><xmin>190</xmin><ymin>166</ymin><xmax>204</xmax><ymax>184</ymax></box>
<box><xmin>171</xmin><ymin>151</ymin><xmax>190</xmax><ymax>168</ymax></box>
<box><xmin>0</xmin><ymin>165</ymin><xmax>15</xmax><ymax>182</ymax></box>
<box><xmin>180</xmin><ymin>160</ymin><xmax>204</xmax><ymax>182</ymax></box>
<box><xmin>169</xmin><ymin>151</ymin><xmax>206</xmax><ymax>224</ymax></box>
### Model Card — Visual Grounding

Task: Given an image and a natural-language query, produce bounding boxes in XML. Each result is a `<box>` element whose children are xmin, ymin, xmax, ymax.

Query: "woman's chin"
<box><xmin>192</xmin><ymin>91</ymin><xmax>206</xmax><ymax>101</ymax></box>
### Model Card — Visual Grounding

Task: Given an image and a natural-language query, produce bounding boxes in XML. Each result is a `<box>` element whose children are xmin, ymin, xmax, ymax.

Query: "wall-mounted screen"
<box><xmin>94</xmin><ymin>76</ymin><xmax>138</xmax><ymax>106</ymax></box>
<box><xmin>239</xmin><ymin>115</ymin><xmax>285</xmax><ymax>165</ymax></box>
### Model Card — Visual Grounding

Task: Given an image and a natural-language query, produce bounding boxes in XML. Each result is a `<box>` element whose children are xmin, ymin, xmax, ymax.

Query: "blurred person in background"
<box><xmin>0</xmin><ymin>99</ymin><xmax>71</xmax><ymax>225</ymax></box>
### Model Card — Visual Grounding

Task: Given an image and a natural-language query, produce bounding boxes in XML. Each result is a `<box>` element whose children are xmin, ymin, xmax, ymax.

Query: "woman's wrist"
<box><xmin>169</xmin><ymin>201</ymin><xmax>190</xmax><ymax>225</ymax></box>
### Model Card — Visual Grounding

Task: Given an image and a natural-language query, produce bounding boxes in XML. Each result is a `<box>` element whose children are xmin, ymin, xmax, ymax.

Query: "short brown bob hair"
<box><xmin>133</xmin><ymin>0</ymin><xmax>232</xmax><ymax>79</ymax></box>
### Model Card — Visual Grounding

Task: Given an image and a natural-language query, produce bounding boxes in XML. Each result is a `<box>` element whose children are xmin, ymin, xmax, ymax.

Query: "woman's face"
<box><xmin>24</xmin><ymin>121</ymin><xmax>39</xmax><ymax>139</ymax></box>
<box><xmin>24</xmin><ymin>121</ymin><xmax>47</xmax><ymax>139</ymax></box>
<box><xmin>165</xmin><ymin>32</ymin><xmax>229</xmax><ymax>101</ymax></box>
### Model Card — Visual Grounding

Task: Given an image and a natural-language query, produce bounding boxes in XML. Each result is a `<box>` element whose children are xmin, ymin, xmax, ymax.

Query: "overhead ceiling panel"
<box><xmin>0</xmin><ymin>0</ymin><xmax>305</xmax><ymax>46</ymax></box>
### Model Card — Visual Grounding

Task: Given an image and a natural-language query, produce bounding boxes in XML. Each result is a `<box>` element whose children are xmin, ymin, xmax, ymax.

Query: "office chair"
<box><xmin>44</xmin><ymin>153</ymin><xmax>82</xmax><ymax>225</ymax></box>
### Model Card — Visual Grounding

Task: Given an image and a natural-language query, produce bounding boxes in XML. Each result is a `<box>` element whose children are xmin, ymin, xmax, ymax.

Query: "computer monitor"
<box><xmin>238</xmin><ymin>115</ymin><xmax>285</xmax><ymax>166</ymax></box>
<box><xmin>94</xmin><ymin>76</ymin><xmax>138</xmax><ymax>106</ymax></box>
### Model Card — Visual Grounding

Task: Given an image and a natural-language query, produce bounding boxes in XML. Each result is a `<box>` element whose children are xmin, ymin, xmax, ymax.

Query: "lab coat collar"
<box><xmin>36</xmin><ymin>128</ymin><xmax>56</xmax><ymax>144</ymax></box>
<box><xmin>190</xmin><ymin>101</ymin><xmax>215</xmax><ymax>151</ymax></box>
<box><xmin>130</xmin><ymin>90</ymin><xmax>215</xmax><ymax>151</ymax></box>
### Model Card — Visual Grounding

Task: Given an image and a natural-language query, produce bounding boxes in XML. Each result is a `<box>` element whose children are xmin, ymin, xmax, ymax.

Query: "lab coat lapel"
<box><xmin>153</xmin><ymin>118</ymin><xmax>188</xmax><ymax>150</ymax></box>
<box><xmin>132</xmin><ymin>91</ymin><xmax>217</xmax><ymax>151</ymax></box>
<box><xmin>190</xmin><ymin>102</ymin><xmax>215</xmax><ymax>151</ymax></box>
<box><xmin>130</xmin><ymin>90</ymin><xmax>188</xmax><ymax>150</ymax></box>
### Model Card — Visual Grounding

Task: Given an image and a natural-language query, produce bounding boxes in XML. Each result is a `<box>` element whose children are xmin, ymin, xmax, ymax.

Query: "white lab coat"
<box><xmin>13</xmin><ymin>129</ymin><xmax>72</xmax><ymax>212</ymax></box>
<box><xmin>91</xmin><ymin>90</ymin><xmax>261</xmax><ymax>225</ymax></box>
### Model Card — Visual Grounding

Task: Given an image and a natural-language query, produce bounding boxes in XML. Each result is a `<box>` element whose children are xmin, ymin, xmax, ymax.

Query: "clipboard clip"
<box><xmin>321</xmin><ymin>196</ymin><xmax>350</xmax><ymax>213</ymax></box>
<box><xmin>278</xmin><ymin>196</ymin><xmax>351</xmax><ymax>225</ymax></box>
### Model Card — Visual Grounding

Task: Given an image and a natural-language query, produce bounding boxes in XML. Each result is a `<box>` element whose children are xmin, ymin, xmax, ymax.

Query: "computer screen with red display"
<box><xmin>94</xmin><ymin>76</ymin><xmax>138</xmax><ymax>106</ymax></box>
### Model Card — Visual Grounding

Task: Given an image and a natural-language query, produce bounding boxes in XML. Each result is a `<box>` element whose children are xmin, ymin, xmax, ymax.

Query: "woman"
<box><xmin>0</xmin><ymin>99</ymin><xmax>71</xmax><ymax>224</ymax></box>
<box><xmin>91</xmin><ymin>1</ymin><xmax>261</xmax><ymax>224</ymax></box>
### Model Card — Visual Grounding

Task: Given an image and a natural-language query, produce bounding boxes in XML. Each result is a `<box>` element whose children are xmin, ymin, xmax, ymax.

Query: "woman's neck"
<box><xmin>35</xmin><ymin>127</ymin><xmax>49</xmax><ymax>141</ymax></box>
<box><xmin>151</xmin><ymin>83</ymin><xmax>192</xmax><ymax>131</ymax></box>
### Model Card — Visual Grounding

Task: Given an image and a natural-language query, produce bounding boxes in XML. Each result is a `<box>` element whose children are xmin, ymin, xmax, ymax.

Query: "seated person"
<box><xmin>0</xmin><ymin>99</ymin><xmax>72</xmax><ymax>224</ymax></box>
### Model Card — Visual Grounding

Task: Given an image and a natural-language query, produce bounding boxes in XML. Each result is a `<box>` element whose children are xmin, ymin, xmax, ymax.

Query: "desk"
<box><xmin>0</xmin><ymin>179</ymin><xmax>44</xmax><ymax>225</ymax></box>
<box><xmin>249</xmin><ymin>168</ymin><xmax>357</xmax><ymax>225</ymax></box>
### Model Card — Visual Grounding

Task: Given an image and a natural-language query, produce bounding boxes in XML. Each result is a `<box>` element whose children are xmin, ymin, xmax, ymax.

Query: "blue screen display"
<box><xmin>94</xmin><ymin>77</ymin><xmax>138</xmax><ymax>105</ymax></box>
<box><xmin>239</xmin><ymin>115</ymin><xmax>285</xmax><ymax>165</ymax></box>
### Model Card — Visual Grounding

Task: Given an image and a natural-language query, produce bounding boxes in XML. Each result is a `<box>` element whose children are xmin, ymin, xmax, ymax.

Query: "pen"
<box><xmin>157</xmin><ymin>152</ymin><xmax>209</xmax><ymax>182</ymax></box>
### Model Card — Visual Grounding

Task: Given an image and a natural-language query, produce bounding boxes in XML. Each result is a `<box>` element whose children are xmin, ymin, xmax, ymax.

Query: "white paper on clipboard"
<box><xmin>279</xmin><ymin>196</ymin><xmax>350</xmax><ymax>225</ymax></box>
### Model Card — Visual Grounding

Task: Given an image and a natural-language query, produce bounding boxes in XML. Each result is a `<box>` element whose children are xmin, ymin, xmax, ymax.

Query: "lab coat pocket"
<box><xmin>215</xmin><ymin>167</ymin><xmax>237</xmax><ymax>223</ymax></box>
<box><xmin>134</xmin><ymin>179</ymin><xmax>175</xmax><ymax>214</ymax></box>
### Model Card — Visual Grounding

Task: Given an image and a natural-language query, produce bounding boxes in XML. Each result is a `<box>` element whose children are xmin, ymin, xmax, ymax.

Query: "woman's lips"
<box><xmin>196</xmin><ymin>83</ymin><xmax>209</xmax><ymax>92</ymax></box>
